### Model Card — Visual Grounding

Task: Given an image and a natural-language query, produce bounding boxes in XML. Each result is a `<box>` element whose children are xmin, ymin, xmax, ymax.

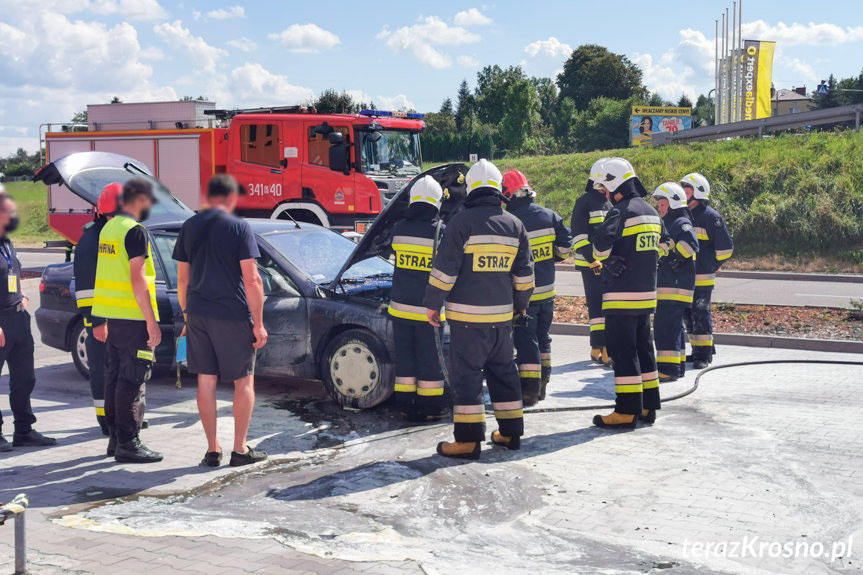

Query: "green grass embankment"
<box><xmin>492</xmin><ymin>131</ymin><xmax>863</xmax><ymax>267</ymax></box>
<box><xmin>2</xmin><ymin>181</ymin><xmax>61</xmax><ymax>246</ymax></box>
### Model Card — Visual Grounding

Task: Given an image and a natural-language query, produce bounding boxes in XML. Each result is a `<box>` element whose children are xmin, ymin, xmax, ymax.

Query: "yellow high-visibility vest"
<box><xmin>91</xmin><ymin>215</ymin><xmax>159</xmax><ymax>321</ymax></box>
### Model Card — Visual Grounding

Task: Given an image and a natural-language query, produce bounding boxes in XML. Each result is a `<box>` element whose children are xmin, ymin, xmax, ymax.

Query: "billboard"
<box><xmin>742</xmin><ymin>40</ymin><xmax>776</xmax><ymax>120</ymax></box>
<box><xmin>630</xmin><ymin>106</ymin><xmax>692</xmax><ymax>146</ymax></box>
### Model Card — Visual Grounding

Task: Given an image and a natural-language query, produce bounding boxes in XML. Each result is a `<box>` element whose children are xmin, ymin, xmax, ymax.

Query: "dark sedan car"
<box><xmin>34</xmin><ymin>152</ymin><xmax>467</xmax><ymax>409</ymax></box>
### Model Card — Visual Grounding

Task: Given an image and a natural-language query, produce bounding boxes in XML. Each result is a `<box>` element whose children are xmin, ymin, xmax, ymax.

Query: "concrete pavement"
<box><xmin>2</xmin><ymin>299</ymin><xmax>862</xmax><ymax>575</ymax></box>
<box><xmin>556</xmin><ymin>268</ymin><xmax>862</xmax><ymax>308</ymax></box>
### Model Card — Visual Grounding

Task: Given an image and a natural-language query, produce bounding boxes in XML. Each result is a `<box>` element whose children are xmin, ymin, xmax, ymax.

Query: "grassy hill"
<box><xmin>493</xmin><ymin>131</ymin><xmax>863</xmax><ymax>266</ymax></box>
<box><xmin>2</xmin><ymin>180</ymin><xmax>60</xmax><ymax>246</ymax></box>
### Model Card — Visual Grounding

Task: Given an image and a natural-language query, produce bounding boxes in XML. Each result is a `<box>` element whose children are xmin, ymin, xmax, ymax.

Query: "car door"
<box><xmin>147</xmin><ymin>231</ymin><xmax>183</xmax><ymax>368</ymax></box>
<box><xmin>230</xmin><ymin>119</ymin><xmax>289</xmax><ymax>211</ymax></box>
<box><xmin>253</xmin><ymin>247</ymin><xmax>313</xmax><ymax>379</ymax></box>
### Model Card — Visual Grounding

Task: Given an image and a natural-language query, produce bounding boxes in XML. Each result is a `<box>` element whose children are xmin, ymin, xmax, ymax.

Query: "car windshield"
<box><xmin>66</xmin><ymin>165</ymin><xmax>193</xmax><ymax>221</ymax></box>
<box><xmin>262</xmin><ymin>228</ymin><xmax>393</xmax><ymax>286</ymax></box>
<box><xmin>361</xmin><ymin>130</ymin><xmax>422</xmax><ymax>178</ymax></box>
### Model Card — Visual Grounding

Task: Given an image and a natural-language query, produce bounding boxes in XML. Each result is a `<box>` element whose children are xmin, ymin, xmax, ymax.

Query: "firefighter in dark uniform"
<box><xmin>387</xmin><ymin>175</ymin><xmax>448</xmax><ymax>422</ymax></box>
<box><xmin>571</xmin><ymin>158</ymin><xmax>613</xmax><ymax>366</ymax></box>
<box><xmin>424</xmin><ymin>159</ymin><xmax>534</xmax><ymax>459</ymax></box>
<box><xmin>74</xmin><ymin>182</ymin><xmax>123</xmax><ymax>436</ymax></box>
<box><xmin>92</xmin><ymin>179</ymin><xmax>162</xmax><ymax>463</ymax></box>
<box><xmin>503</xmin><ymin>169</ymin><xmax>571</xmax><ymax>404</ymax></box>
<box><xmin>680</xmin><ymin>173</ymin><xmax>734</xmax><ymax>369</ymax></box>
<box><xmin>652</xmin><ymin>183</ymin><xmax>699</xmax><ymax>381</ymax></box>
<box><xmin>0</xmin><ymin>192</ymin><xmax>56</xmax><ymax>451</ymax></box>
<box><xmin>591</xmin><ymin>158</ymin><xmax>662</xmax><ymax>428</ymax></box>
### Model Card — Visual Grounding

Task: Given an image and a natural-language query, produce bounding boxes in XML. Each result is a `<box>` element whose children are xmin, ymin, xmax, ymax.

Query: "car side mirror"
<box><xmin>269</xmin><ymin>273</ymin><xmax>296</xmax><ymax>296</ymax></box>
<box><xmin>328</xmin><ymin>144</ymin><xmax>352</xmax><ymax>176</ymax></box>
<box><xmin>279</xmin><ymin>158</ymin><xmax>288</xmax><ymax>168</ymax></box>
<box><xmin>366</xmin><ymin>131</ymin><xmax>382</xmax><ymax>143</ymax></box>
<box><xmin>327</xmin><ymin>132</ymin><xmax>345</xmax><ymax>145</ymax></box>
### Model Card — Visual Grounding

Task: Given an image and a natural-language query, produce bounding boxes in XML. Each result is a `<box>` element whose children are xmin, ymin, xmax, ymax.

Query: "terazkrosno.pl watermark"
<box><xmin>683</xmin><ymin>536</ymin><xmax>853</xmax><ymax>563</ymax></box>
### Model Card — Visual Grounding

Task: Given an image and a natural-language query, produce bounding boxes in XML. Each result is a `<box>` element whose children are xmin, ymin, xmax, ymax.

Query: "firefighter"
<box><xmin>424</xmin><ymin>159</ymin><xmax>534</xmax><ymax>459</ymax></box>
<box><xmin>92</xmin><ymin>179</ymin><xmax>162</xmax><ymax>463</ymax></box>
<box><xmin>387</xmin><ymin>175</ymin><xmax>448</xmax><ymax>422</ymax></box>
<box><xmin>503</xmin><ymin>169</ymin><xmax>571</xmax><ymax>404</ymax></box>
<box><xmin>680</xmin><ymin>173</ymin><xmax>734</xmax><ymax>369</ymax></box>
<box><xmin>570</xmin><ymin>159</ymin><xmax>613</xmax><ymax>365</ymax></box>
<box><xmin>590</xmin><ymin>158</ymin><xmax>661</xmax><ymax>428</ymax></box>
<box><xmin>73</xmin><ymin>182</ymin><xmax>123</xmax><ymax>436</ymax></box>
<box><xmin>652</xmin><ymin>183</ymin><xmax>699</xmax><ymax>381</ymax></box>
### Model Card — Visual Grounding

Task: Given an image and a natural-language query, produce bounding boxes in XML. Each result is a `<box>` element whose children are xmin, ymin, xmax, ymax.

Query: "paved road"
<box><xmin>556</xmin><ymin>268</ymin><xmax>862</xmax><ymax>308</ymax></box>
<box><xmin>1</xmin><ymin>287</ymin><xmax>861</xmax><ymax>574</ymax></box>
<box><xmin>18</xmin><ymin>248</ymin><xmax>67</xmax><ymax>273</ymax></box>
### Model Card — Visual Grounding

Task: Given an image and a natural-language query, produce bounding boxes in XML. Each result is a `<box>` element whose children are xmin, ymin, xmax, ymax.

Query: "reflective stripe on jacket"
<box><xmin>570</xmin><ymin>189</ymin><xmax>612</xmax><ymax>268</ymax></box>
<box><xmin>507</xmin><ymin>198</ymin><xmax>572</xmax><ymax>302</ymax></box>
<box><xmin>657</xmin><ymin>213</ymin><xmax>699</xmax><ymax>307</ymax></box>
<box><xmin>692</xmin><ymin>203</ymin><xmax>734</xmax><ymax>284</ymax></box>
<box><xmin>388</xmin><ymin>218</ymin><xmax>444</xmax><ymax>323</ymax></box>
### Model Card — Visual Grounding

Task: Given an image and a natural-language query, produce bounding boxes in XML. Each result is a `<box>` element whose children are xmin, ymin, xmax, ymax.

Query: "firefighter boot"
<box><xmin>658</xmin><ymin>372</ymin><xmax>678</xmax><ymax>383</ymax></box>
<box><xmin>115</xmin><ymin>436</ymin><xmax>164</xmax><ymax>464</ymax></box>
<box><xmin>491</xmin><ymin>430</ymin><xmax>521</xmax><ymax>451</ymax></box>
<box><xmin>106</xmin><ymin>427</ymin><xmax>117</xmax><ymax>457</ymax></box>
<box><xmin>592</xmin><ymin>412</ymin><xmax>638</xmax><ymax>429</ymax></box>
<box><xmin>601</xmin><ymin>347</ymin><xmax>612</xmax><ymax>367</ymax></box>
<box><xmin>436</xmin><ymin>441</ymin><xmax>481</xmax><ymax>460</ymax></box>
<box><xmin>97</xmin><ymin>415</ymin><xmax>110</xmax><ymax>437</ymax></box>
<box><xmin>639</xmin><ymin>409</ymin><xmax>657</xmax><ymax>424</ymax></box>
<box><xmin>590</xmin><ymin>348</ymin><xmax>603</xmax><ymax>363</ymax></box>
<box><xmin>539</xmin><ymin>358</ymin><xmax>552</xmax><ymax>401</ymax></box>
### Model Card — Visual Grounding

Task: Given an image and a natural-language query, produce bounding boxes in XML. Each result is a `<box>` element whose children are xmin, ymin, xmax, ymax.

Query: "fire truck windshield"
<box><xmin>361</xmin><ymin>130</ymin><xmax>421</xmax><ymax>178</ymax></box>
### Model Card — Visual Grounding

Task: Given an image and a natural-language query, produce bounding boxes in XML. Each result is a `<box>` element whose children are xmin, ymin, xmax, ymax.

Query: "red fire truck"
<box><xmin>41</xmin><ymin>101</ymin><xmax>425</xmax><ymax>242</ymax></box>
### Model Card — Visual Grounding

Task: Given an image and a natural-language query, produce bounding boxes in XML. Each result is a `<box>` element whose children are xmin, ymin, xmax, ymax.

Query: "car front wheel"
<box><xmin>321</xmin><ymin>329</ymin><xmax>394</xmax><ymax>409</ymax></box>
<box><xmin>71</xmin><ymin>318</ymin><xmax>90</xmax><ymax>380</ymax></box>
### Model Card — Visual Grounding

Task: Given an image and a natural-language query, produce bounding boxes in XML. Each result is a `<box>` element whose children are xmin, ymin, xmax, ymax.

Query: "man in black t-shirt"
<box><xmin>0</xmin><ymin>193</ymin><xmax>56</xmax><ymax>451</ymax></box>
<box><xmin>173</xmin><ymin>175</ymin><xmax>268</xmax><ymax>468</ymax></box>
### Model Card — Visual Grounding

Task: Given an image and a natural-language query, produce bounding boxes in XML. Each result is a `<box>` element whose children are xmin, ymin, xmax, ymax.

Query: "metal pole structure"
<box><xmin>738</xmin><ymin>0</ymin><xmax>744</xmax><ymax>123</ymax></box>
<box><xmin>725</xmin><ymin>9</ymin><xmax>730</xmax><ymax>124</ymax></box>
<box><xmin>713</xmin><ymin>20</ymin><xmax>720</xmax><ymax>125</ymax></box>
<box><xmin>720</xmin><ymin>12</ymin><xmax>725</xmax><ymax>124</ymax></box>
<box><xmin>732</xmin><ymin>2</ymin><xmax>737</xmax><ymax>123</ymax></box>
<box><xmin>15</xmin><ymin>512</ymin><xmax>26</xmax><ymax>575</ymax></box>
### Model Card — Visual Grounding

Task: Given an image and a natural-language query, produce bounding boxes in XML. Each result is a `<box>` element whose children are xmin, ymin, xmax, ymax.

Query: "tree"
<box><xmin>557</xmin><ymin>44</ymin><xmax>646</xmax><ymax>110</ymax></box>
<box><xmin>693</xmin><ymin>94</ymin><xmax>714</xmax><ymax>127</ymax></box>
<box><xmin>110</xmin><ymin>96</ymin><xmax>123</xmax><ymax>104</ymax></box>
<box><xmin>71</xmin><ymin>110</ymin><xmax>87</xmax><ymax>124</ymax></box>
<box><xmin>553</xmin><ymin>96</ymin><xmax>578</xmax><ymax>152</ymax></box>
<box><xmin>180</xmin><ymin>95</ymin><xmax>208</xmax><ymax>101</ymax></box>
<box><xmin>813</xmin><ymin>74</ymin><xmax>840</xmax><ymax>109</ymax></box>
<box><xmin>455</xmin><ymin>80</ymin><xmax>474</xmax><ymax>130</ymax></box>
<box><xmin>647</xmin><ymin>92</ymin><xmax>665</xmax><ymax>106</ymax></box>
<box><xmin>531</xmin><ymin>77</ymin><xmax>558</xmax><ymax>128</ymax></box>
<box><xmin>572</xmin><ymin>97</ymin><xmax>636</xmax><ymax>152</ymax></box>
<box><xmin>311</xmin><ymin>90</ymin><xmax>359</xmax><ymax>114</ymax></box>
<box><xmin>439</xmin><ymin>98</ymin><xmax>454</xmax><ymax>117</ymax></box>
<box><xmin>474</xmin><ymin>65</ymin><xmax>527</xmax><ymax>125</ymax></box>
<box><xmin>499</xmin><ymin>79</ymin><xmax>541</xmax><ymax>153</ymax></box>
<box><xmin>677</xmin><ymin>94</ymin><xmax>694</xmax><ymax>109</ymax></box>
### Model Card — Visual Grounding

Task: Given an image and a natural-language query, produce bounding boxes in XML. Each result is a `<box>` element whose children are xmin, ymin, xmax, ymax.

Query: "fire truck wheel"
<box><xmin>321</xmin><ymin>329</ymin><xmax>394</xmax><ymax>409</ymax></box>
<box><xmin>71</xmin><ymin>318</ymin><xmax>90</xmax><ymax>380</ymax></box>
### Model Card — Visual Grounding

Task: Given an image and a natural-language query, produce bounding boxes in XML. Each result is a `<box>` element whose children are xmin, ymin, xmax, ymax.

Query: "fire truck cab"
<box><xmin>41</xmin><ymin>101</ymin><xmax>425</xmax><ymax>242</ymax></box>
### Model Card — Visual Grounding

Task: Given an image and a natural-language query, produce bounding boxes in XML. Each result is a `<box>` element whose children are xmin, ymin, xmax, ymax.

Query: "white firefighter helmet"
<box><xmin>588</xmin><ymin>157</ymin><xmax>611</xmax><ymax>184</ymax></box>
<box><xmin>465</xmin><ymin>159</ymin><xmax>503</xmax><ymax>194</ymax></box>
<box><xmin>592</xmin><ymin>157</ymin><xmax>636</xmax><ymax>193</ymax></box>
<box><xmin>652</xmin><ymin>182</ymin><xmax>688</xmax><ymax>210</ymax></box>
<box><xmin>680</xmin><ymin>172</ymin><xmax>711</xmax><ymax>201</ymax></box>
<box><xmin>409</xmin><ymin>175</ymin><xmax>443</xmax><ymax>209</ymax></box>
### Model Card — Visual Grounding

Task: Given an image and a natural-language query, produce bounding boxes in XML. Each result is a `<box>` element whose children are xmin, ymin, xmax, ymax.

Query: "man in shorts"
<box><xmin>173</xmin><ymin>175</ymin><xmax>269</xmax><ymax>467</ymax></box>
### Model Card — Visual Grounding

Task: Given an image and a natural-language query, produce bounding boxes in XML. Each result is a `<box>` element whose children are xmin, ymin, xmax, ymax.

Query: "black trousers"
<box><xmin>85</xmin><ymin>323</ymin><xmax>107</xmax><ymax>423</ymax></box>
<box><xmin>581</xmin><ymin>269</ymin><xmax>606</xmax><ymax>348</ymax></box>
<box><xmin>0</xmin><ymin>310</ymin><xmax>37</xmax><ymax>435</ymax></box>
<box><xmin>392</xmin><ymin>320</ymin><xmax>446</xmax><ymax>414</ymax></box>
<box><xmin>684</xmin><ymin>286</ymin><xmax>714</xmax><ymax>361</ymax></box>
<box><xmin>654</xmin><ymin>304</ymin><xmax>687</xmax><ymax>378</ymax></box>
<box><xmin>605</xmin><ymin>314</ymin><xmax>661</xmax><ymax>415</ymax></box>
<box><xmin>513</xmin><ymin>299</ymin><xmax>555</xmax><ymax>393</ymax></box>
<box><xmin>450</xmin><ymin>323</ymin><xmax>524</xmax><ymax>442</ymax></box>
<box><xmin>104</xmin><ymin>319</ymin><xmax>152</xmax><ymax>443</ymax></box>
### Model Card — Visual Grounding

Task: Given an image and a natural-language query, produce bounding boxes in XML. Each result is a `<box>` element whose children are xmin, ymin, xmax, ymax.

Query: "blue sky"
<box><xmin>2</xmin><ymin>0</ymin><xmax>863</xmax><ymax>155</ymax></box>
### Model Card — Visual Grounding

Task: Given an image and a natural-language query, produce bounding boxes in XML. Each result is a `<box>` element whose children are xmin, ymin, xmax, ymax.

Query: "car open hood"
<box><xmin>34</xmin><ymin>151</ymin><xmax>194</xmax><ymax>224</ymax></box>
<box><xmin>327</xmin><ymin>163</ymin><xmax>468</xmax><ymax>290</ymax></box>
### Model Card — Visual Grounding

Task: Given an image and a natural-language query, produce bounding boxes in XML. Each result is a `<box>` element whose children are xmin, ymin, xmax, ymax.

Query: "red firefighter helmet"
<box><xmin>501</xmin><ymin>169</ymin><xmax>533</xmax><ymax>199</ymax></box>
<box><xmin>96</xmin><ymin>182</ymin><xmax>124</xmax><ymax>216</ymax></box>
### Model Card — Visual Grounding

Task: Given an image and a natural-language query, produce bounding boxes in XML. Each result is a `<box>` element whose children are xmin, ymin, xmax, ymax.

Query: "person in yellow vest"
<box><xmin>92</xmin><ymin>179</ymin><xmax>163</xmax><ymax>463</ymax></box>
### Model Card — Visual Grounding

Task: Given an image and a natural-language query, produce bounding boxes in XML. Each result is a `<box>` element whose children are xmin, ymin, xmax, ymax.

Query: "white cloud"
<box><xmin>457</xmin><ymin>55</ymin><xmax>480</xmax><ymax>68</ymax></box>
<box><xmin>454</xmin><ymin>8</ymin><xmax>491</xmax><ymax>27</ymax></box>
<box><xmin>268</xmin><ymin>24</ymin><xmax>340</xmax><ymax>54</ymax></box>
<box><xmin>376</xmin><ymin>94</ymin><xmax>414</xmax><ymax>111</ymax></box>
<box><xmin>632</xmin><ymin>52</ymin><xmax>697</xmax><ymax>102</ymax></box>
<box><xmin>154</xmin><ymin>20</ymin><xmax>228</xmax><ymax>73</ymax></box>
<box><xmin>205</xmin><ymin>5</ymin><xmax>244</xmax><ymax>20</ymax></box>
<box><xmin>783</xmin><ymin>57</ymin><xmax>819</xmax><ymax>86</ymax></box>
<box><xmin>227</xmin><ymin>37</ymin><xmax>257</xmax><ymax>53</ymax></box>
<box><xmin>229</xmin><ymin>63</ymin><xmax>315</xmax><ymax>106</ymax></box>
<box><xmin>345</xmin><ymin>90</ymin><xmax>373</xmax><ymax>105</ymax></box>
<box><xmin>381</xmin><ymin>16</ymin><xmax>480</xmax><ymax>69</ymax></box>
<box><xmin>742</xmin><ymin>20</ymin><xmax>863</xmax><ymax>47</ymax></box>
<box><xmin>525</xmin><ymin>36</ymin><xmax>572</xmax><ymax>59</ymax></box>
<box><xmin>2</xmin><ymin>0</ymin><xmax>168</xmax><ymax>21</ymax></box>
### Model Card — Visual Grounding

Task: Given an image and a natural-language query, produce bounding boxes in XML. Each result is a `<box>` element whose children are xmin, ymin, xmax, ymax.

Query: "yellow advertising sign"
<box><xmin>630</xmin><ymin>106</ymin><xmax>692</xmax><ymax>117</ymax></box>
<box><xmin>742</xmin><ymin>40</ymin><xmax>776</xmax><ymax>120</ymax></box>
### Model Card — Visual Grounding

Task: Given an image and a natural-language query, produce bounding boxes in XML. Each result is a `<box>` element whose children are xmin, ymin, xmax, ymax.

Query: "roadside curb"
<box><xmin>553</xmin><ymin>264</ymin><xmax>863</xmax><ymax>283</ymax></box>
<box><xmin>549</xmin><ymin>322</ymin><xmax>863</xmax><ymax>354</ymax></box>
